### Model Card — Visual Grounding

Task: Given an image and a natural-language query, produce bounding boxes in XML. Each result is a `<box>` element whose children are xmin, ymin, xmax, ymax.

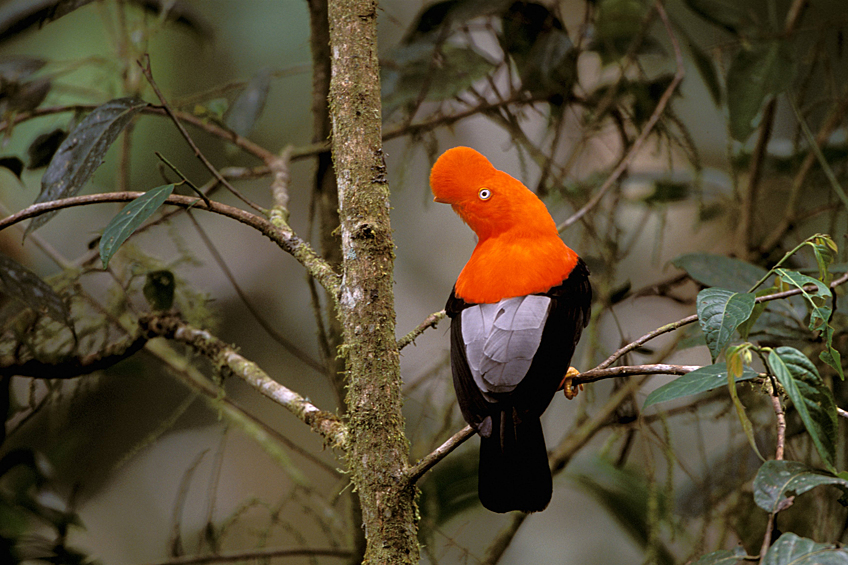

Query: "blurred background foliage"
<box><xmin>0</xmin><ymin>0</ymin><xmax>846</xmax><ymax>564</ymax></box>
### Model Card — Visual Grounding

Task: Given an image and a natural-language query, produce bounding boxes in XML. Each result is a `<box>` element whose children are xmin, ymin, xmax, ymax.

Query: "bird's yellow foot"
<box><xmin>560</xmin><ymin>366</ymin><xmax>583</xmax><ymax>399</ymax></box>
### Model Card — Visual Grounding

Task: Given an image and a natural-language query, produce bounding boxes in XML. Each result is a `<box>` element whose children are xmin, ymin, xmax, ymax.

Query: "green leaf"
<box><xmin>672</xmin><ymin>253</ymin><xmax>767</xmax><ymax>293</ymax></box>
<box><xmin>143</xmin><ymin>270</ymin><xmax>176</xmax><ymax>311</ymax></box>
<box><xmin>224</xmin><ymin>67</ymin><xmax>271</xmax><ymax>138</ymax></box>
<box><xmin>382</xmin><ymin>43</ymin><xmax>495</xmax><ymax>116</ymax></box>
<box><xmin>0</xmin><ymin>253</ymin><xmax>71</xmax><ymax>327</ymax></box>
<box><xmin>27</xmin><ymin>128</ymin><xmax>68</xmax><ymax>170</ymax></box>
<box><xmin>726</xmin><ymin>40</ymin><xmax>795</xmax><ymax>141</ymax></box>
<box><xmin>768</xmin><ymin>347</ymin><xmax>838</xmax><ymax>471</ymax></box>
<box><xmin>681</xmin><ymin>0</ymin><xmax>757</xmax><ymax>35</ymax></box>
<box><xmin>696</xmin><ymin>288</ymin><xmax>756</xmax><ymax>361</ymax></box>
<box><xmin>689</xmin><ymin>547</ymin><xmax>747</xmax><ymax>565</ymax></box>
<box><xmin>736</xmin><ymin>286</ymin><xmax>774</xmax><ymax>340</ymax></box>
<box><xmin>0</xmin><ymin>156</ymin><xmax>23</xmax><ymax>180</ymax></box>
<box><xmin>762</xmin><ymin>532</ymin><xmax>848</xmax><ymax>564</ymax></box>
<box><xmin>809</xmin><ymin>235</ymin><xmax>837</xmax><ymax>285</ymax></box>
<box><xmin>775</xmin><ymin>268</ymin><xmax>843</xmax><ymax>380</ymax></box>
<box><xmin>593</xmin><ymin>0</ymin><xmax>656</xmax><ymax>63</ymax></box>
<box><xmin>685</xmin><ymin>34</ymin><xmax>722</xmax><ymax>106</ymax></box>
<box><xmin>99</xmin><ymin>184</ymin><xmax>175</xmax><ymax>269</ymax></box>
<box><xmin>643</xmin><ymin>363</ymin><xmax>757</xmax><ymax>408</ymax></box>
<box><xmin>26</xmin><ymin>96</ymin><xmax>149</xmax><ymax>237</ymax></box>
<box><xmin>726</xmin><ymin>344</ymin><xmax>765</xmax><ymax>461</ymax></box>
<box><xmin>753</xmin><ymin>460</ymin><xmax>848</xmax><ymax>513</ymax></box>
<box><xmin>500</xmin><ymin>2</ymin><xmax>575</xmax><ymax>97</ymax></box>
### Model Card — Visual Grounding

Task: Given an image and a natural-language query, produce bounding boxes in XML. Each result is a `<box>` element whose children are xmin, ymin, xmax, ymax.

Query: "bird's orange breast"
<box><xmin>455</xmin><ymin>235</ymin><xmax>579</xmax><ymax>304</ymax></box>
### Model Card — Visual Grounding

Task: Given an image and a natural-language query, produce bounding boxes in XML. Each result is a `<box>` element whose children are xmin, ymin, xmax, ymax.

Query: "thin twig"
<box><xmin>185</xmin><ymin>210</ymin><xmax>324</xmax><ymax>373</ymax></box>
<box><xmin>0</xmin><ymin>192</ymin><xmax>341</xmax><ymax>299</ymax></box>
<box><xmin>760</xmin><ymin>377</ymin><xmax>787</xmax><ymax>564</ymax></box>
<box><xmin>137</xmin><ymin>55</ymin><xmax>265</xmax><ymax>214</ymax></box>
<box><xmin>557</xmin><ymin>0</ymin><xmax>684</xmax><ymax>231</ymax></box>
<box><xmin>397</xmin><ymin>310</ymin><xmax>446</xmax><ymax>351</ymax></box>
<box><xmin>405</xmin><ymin>425</ymin><xmax>474</xmax><ymax>484</ymax></box>
<box><xmin>597</xmin><ymin>270</ymin><xmax>848</xmax><ymax>372</ymax></box>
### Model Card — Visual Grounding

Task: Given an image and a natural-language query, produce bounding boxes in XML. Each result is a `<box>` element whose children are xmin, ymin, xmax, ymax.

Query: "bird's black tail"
<box><xmin>478</xmin><ymin>409</ymin><xmax>552</xmax><ymax>513</ymax></box>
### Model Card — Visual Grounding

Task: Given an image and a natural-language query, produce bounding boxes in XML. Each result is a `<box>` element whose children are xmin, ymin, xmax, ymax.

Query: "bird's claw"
<box><xmin>560</xmin><ymin>366</ymin><xmax>582</xmax><ymax>399</ymax></box>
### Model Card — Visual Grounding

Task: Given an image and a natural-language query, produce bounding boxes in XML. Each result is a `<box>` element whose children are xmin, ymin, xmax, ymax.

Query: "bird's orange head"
<box><xmin>430</xmin><ymin>146</ymin><xmax>556</xmax><ymax>241</ymax></box>
<box><xmin>430</xmin><ymin>146</ymin><xmax>579</xmax><ymax>303</ymax></box>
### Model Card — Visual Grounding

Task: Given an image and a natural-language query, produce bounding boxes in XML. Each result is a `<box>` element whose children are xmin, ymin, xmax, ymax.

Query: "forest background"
<box><xmin>0</xmin><ymin>0</ymin><xmax>847</xmax><ymax>564</ymax></box>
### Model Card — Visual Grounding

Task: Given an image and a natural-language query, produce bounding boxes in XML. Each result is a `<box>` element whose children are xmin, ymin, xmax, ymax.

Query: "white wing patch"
<box><xmin>461</xmin><ymin>295</ymin><xmax>551</xmax><ymax>401</ymax></box>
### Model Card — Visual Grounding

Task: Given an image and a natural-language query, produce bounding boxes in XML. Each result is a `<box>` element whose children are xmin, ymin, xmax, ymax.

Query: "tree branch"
<box><xmin>397</xmin><ymin>310</ymin><xmax>445</xmax><ymax>351</ymax></box>
<box><xmin>558</xmin><ymin>0</ymin><xmax>684</xmax><ymax>231</ymax></box>
<box><xmin>0</xmin><ymin>334</ymin><xmax>147</xmax><ymax>378</ymax></box>
<box><xmin>0</xmin><ymin>192</ymin><xmax>341</xmax><ymax>301</ymax></box>
<box><xmin>139</xmin><ymin>313</ymin><xmax>347</xmax><ymax>449</ymax></box>
<box><xmin>138</xmin><ymin>546</ymin><xmax>352</xmax><ymax>565</ymax></box>
<box><xmin>405</xmin><ymin>425</ymin><xmax>474</xmax><ymax>484</ymax></box>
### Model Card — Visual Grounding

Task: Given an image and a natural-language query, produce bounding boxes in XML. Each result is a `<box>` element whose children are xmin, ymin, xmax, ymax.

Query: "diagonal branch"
<box><xmin>0</xmin><ymin>192</ymin><xmax>341</xmax><ymax>301</ymax></box>
<box><xmin>138</xmin><ymin>54</ymin><xmax>265</xmax><ymax>214</ymax></box>
<box><xmin>558</xmin><ymin>0</ymin><xmax>685</xmax><ymax>232</ymax></box>
<box><xmin>139</xmin><ymin>313</ymin><xmax>347</xmax><ymax>449</ymax></box>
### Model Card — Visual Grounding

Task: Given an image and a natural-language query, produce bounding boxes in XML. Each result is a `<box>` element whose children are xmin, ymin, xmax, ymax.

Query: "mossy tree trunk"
<box><xmin>327</xmin><ymin>1</ymin><xmax>419</xmax><ymax>564</ymax></box>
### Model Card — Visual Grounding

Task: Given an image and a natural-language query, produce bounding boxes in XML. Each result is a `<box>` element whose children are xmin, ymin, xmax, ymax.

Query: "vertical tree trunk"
<box><xmin>327</xmin><ymin>0</ymin><xmax>419</xmax><ymax>563</ymax></box>
<box><xmin>306</xmin><ymin>1</ymin><xmax>366</xmax><ymax>561</ymax></box>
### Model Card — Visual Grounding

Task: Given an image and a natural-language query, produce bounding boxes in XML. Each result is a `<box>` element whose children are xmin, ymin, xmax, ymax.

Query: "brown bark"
<box><xmin>327</xmin><ymin>0</ymin><xmax>418</xmax><ymax>563</ymax></box>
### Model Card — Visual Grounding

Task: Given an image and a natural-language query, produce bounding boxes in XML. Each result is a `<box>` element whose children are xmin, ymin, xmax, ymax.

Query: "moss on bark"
<box><xmin>327</xmin><ymin>0</ymin><xmax>419</xmax><ymax>563</ymax></box>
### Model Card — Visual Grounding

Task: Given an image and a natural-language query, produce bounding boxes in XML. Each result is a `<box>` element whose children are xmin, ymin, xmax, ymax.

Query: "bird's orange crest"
<box><xmin>430</xmin><ymin>146</ymin><xmax>579</xmax><ymax>303</ymax></box>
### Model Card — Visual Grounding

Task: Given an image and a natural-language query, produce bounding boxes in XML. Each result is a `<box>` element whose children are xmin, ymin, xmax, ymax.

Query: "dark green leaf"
<box><xmin>500</xmin><ymin>2</ymin><xmax>575</xmax><ymax>96</ymax></box>
<box><xmin>763</xmin><ymin>532</ymin><xmax>848</xmax><ymax>565</ymax></box>
<box><xmin>641</xmin><ymin>180</ymin><xmax>690</xmax><ymax>205</ymax></box>
<box><xmin>403</xmin><ymin>0</ymin><xmax>511</xmax><ymax>43</ymax></box>
<box><xmin>696</xmin><ymin>288</ymin><xmax>756</xmax><ymax>361</ymax></box>
<box><xmin>26</xmin><ymin>96</ymin><xmax>148</xmax><ymax>237</ymax></box>
<box><xmin>643</xmin><ymin>363</ymin><xmax>757</xmax><ymax>408</ymax></box>
<box><xmin>382</xmin><ymin>43</ymin><xmax>495</xmax><ymax>116</ymax></box>
<box><xmin>753</xmin><ymin>460</ymin><xmax>848</xmax><ymax>513</ymax></box>
<box><xmin>685</xmin><ymin>33</ymin><xmax>722</xmax><ymax>106</ymax></box>
<box><xmin>224</xmin><ymin>67</ymin><xmax>271</xmax><ymax>138</ymax></box>
<box><xmin>689</xmin><ymin>547</ymin><xmax>747</xmax><ymax>565</ymax></box>
<box><xmin>726</xmin><ymin>40</ymin><xmax>794</xmax><ymax>141</ymax></box>
<box><xmin>26</xmin><ymin>128</ymin><xmax>67</xmax><ymax>169</ymax></box>
<box><xmin>681</xmin><ymin>0</ymin><xmax>757</xmax><ymax>35</ymax></box>
<box><xmin>99</xmin><ymin>184</ymin><xmax>174</xmax><ymax>269</ymax></box>
<box><xmin>672</xmin><ymin>253</ymin><xmax>767</xmax><ymax>293</ymax></box>
<box><xmin>143</xmin><ymin>270</ymin><xmax>175</xmax><ymax>311</ymax></box>
<box><xmin>592</xmin><ymin>0</ymin><xmax>661</xmax><ymax>63</ymax></box>
<box><xmin>0</xmin><ymin>156</ymin><xmax>23</xmax><ymax>180</ymax></box>
<box><xmin>768</xmin><ymin>347</ymin><xmax>837</xmax><ymax>471</ymax></box>
<box><xmin>0</xmin><ymin>55</ymin><xmax>45</xmax><ymax>82</ymax></box>
<box><xmin>775</xmin><ymin>268</ymin><xmax>843</xmax><ymax>379</ymax></box>
<box><xmin>0</xmin><ymin>76</ymin><xmax>51</xmax><ymax>115</ymax></box>
<box><xmin>0</xmin><ymin>253</ymin><xmax>71</xmax><ymax>327</ymax></box>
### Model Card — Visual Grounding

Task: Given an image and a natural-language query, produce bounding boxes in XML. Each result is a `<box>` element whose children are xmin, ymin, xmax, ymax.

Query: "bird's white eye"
<box><xmin>478</xmin><ymin>188</ymin><xmax>492</xmax><ymax>201</ymax></box>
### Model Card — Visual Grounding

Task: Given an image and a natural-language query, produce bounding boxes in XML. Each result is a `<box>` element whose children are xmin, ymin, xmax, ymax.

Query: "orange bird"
<box><xmin>430</xmin><ymin>146</ymin><xmax>591</xmax><ymax>513</ymax></box>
